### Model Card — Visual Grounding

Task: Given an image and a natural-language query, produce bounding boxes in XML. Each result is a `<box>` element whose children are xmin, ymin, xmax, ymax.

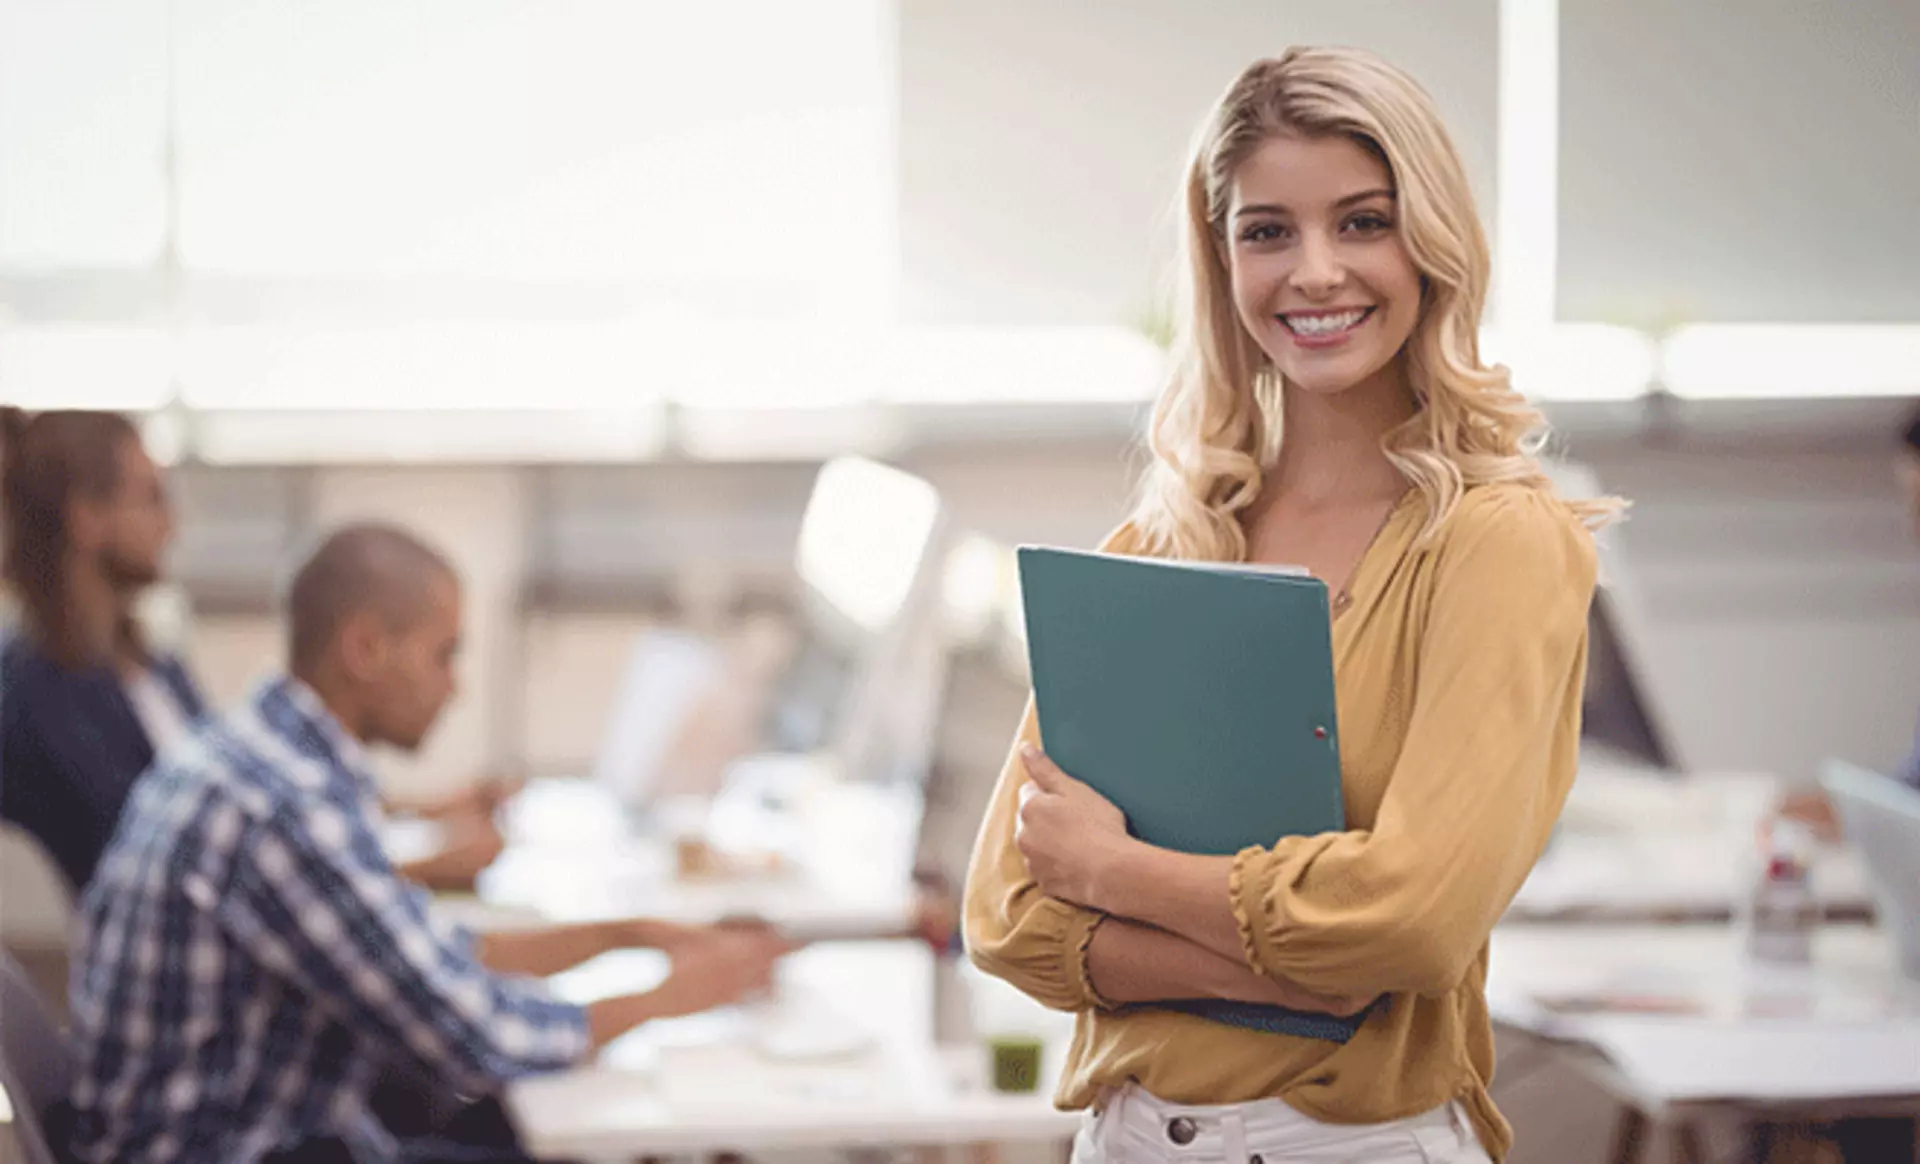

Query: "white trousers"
<box><xmin>1069</xmin><ymin>1083</ymin><xmax>1494</xmax><ymax>1163</ymax></box>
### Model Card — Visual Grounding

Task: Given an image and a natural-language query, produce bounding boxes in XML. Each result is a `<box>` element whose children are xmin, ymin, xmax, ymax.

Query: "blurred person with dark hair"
<box><xmin>60</xmin><ymin>522</ymin><xmax>793</xmax><ymax>1164</ymax></box>
<box><xmin>0</xmin><ymin>408</ymin><xmax>508</xmax><ymax>896</ymax></box>
<box><xmin>0</xmin><ymin>406</ymin><xmax>207</xmax><ymax>892</ymax></box>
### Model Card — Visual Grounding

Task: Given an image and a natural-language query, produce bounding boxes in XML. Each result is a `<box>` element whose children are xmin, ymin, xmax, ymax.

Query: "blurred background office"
<box><xmin>3</xmin><ymin>2</ymin><xmax>1919</xmax><ymax>1163</ymax></box>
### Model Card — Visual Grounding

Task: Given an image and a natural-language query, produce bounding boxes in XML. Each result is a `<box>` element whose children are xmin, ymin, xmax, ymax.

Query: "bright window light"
<box><xmin>193</xmin><ymin>408</ymin><xmax>665</xmax><ymax>464</ymax></box>
<box><xmin>0</xmin><ymin>2</ymin><xmax>168</xmax><ymax>267</ymax></box>
<box><xmin>940</xmin><ymin>532</ymin><xmax>1013</xmax><ymax>642</ymax></box>
<box><xmin>170</xmin><ymin>1</ymin><xmax>890</xmax><ymax>309</ymax></box>
<box><xmin>177</xmin><ymin>322</ymin><xmax>663</xmax><ymax>410</ymax></box>
<box><xmin>1481</xmin><ymin>323</ymin><xmax>1656</xmax><ymax>402</ymax></box>
<box><xmin>883</xmin><ymin>326</ymin><xmax>1168</xmax><ymax>404</ymax></box>
<box><xmin>1661</xmin><ymin>324</ymin><xmax>1920</xmax><ymax>400</ymax></box>
<box><xmin>796</xmin><ymin>456</ymin><xmax>941</xmax><ymax>633</ymax></box>
<box><xmin>666</xmin><ymin>323</ymin><xmax>1168</xmax><ymax>409</ymax></box>
<box><xmin>672</xmin><ymin>405</ymin><xmax>905</xmax><ymax>463</ymax></box>
<box><xmin>0</xmin><ymin>323</ymin><xmax>175</xmax><ymax>410</ymax></box>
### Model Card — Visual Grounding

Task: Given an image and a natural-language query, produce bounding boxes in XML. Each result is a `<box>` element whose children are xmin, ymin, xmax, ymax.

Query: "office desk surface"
<box><xmin>506</xmin><ymin>941</ymin><xmax>1079</xmax><ymax>1158</ymax></box>
<box><xmin>1489</xmin><ymin>923</ymin><xmax>1920</xmax><ymax>1109</ymax></box>
<box><xmin>455</xmin><ymin>775</ymin><xmax>921</xmax><ymax>939</ymax></box>
<box><xmin>1510</xmin><ymin>830</ymin><xmax>1872</xmax><ymax>923</ymax></box>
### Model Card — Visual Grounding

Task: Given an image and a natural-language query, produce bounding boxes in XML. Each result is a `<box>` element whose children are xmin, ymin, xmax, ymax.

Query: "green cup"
<box><xmin>987</xmin><ymin>1035</ymin><xmax>1045</xmax><ymax>1094</ymax></box>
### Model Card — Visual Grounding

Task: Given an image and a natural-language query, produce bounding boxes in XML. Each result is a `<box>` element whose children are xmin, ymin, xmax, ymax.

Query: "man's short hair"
<box><xmin>283</xmin><ymin>523</ymin><xmax>457</xmax><ymax>671</ymax></box>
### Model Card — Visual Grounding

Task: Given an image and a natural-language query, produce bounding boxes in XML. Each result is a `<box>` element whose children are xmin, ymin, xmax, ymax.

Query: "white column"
<box><xmin>1495</xmin><ymin>0</ymin><xmax>1560</xmax><ymax>331</ymax></box>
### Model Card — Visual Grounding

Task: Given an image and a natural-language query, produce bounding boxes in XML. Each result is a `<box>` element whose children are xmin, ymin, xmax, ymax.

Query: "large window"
<box><xmin>2</xmin><ymin>0</ymin><xmax>894</xmax><ymax>411</ymax></box>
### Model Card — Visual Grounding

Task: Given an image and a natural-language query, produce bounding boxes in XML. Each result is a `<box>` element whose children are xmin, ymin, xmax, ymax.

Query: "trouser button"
<box><xmin>1166</xmin><ymin>1116</ymin><xmax>1197</xmax><ymax>1145</ymax></box>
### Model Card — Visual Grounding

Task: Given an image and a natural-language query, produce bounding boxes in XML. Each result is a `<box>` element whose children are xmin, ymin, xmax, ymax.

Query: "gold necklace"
<box><xmin>1331</xmin><ymin>490</ymin><xmax>1410</xmax><ymax>618</ymax></box>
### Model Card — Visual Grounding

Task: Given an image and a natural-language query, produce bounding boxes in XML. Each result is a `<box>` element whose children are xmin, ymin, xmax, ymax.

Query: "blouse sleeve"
<box><xmin>1228</xmin><ymin>487</ymin><xmax>1598</xmax><ymax>998</ymax></box>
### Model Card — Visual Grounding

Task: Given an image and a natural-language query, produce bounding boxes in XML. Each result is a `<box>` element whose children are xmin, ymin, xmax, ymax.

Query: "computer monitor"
<box><xmin>912</xmin><ymin>533</ymin><xmax>1031</xmax><ymax>889</ymax></box>
<box><xmin>761</xmin><ymin>455</ymin><xmax>950</xmax><ymax>786</ymax></box>
<box><xmin>1818</xmin><ymin>759</ymin><xmax>1920</xmax><ymax>976</ymax></box>
<box><xmin>589</xmin><ymin>627</ymin><xmax>727</xmax><ymax>811</ymax></box>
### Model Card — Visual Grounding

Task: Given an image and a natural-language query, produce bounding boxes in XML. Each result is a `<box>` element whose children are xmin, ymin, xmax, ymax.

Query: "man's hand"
<box><xmin>1778</xmin><ymin>790</ymin><xmax>1843</xmax><ymax>843</ymax></box>
<box><xmin>398</xmin><ymin>812</ymin><xmax>506</xmax><ymax>893</ymax></box>
<box><xmin>585</xmin><ymin>923</ymin><xmax>799</xmax><ymax>1046</ymax></box>
<box><xmin>645</xmin><ymin>925</ymin><xmax>796</xmax><ymax>1020</ymax></box>
<box><xmin>468</xmin><ymin>773</ymin><xmax>528</xmax><ymax>816</ymax></box>
<box><xmin>617</xmin><ymin>916</ymin><xmax>781</xmax><ymax>953</ymax></box>
<box><xmin>399</xmin><ymin>774</ymin><xmax>527</xmax><ymax>822</ymax></box>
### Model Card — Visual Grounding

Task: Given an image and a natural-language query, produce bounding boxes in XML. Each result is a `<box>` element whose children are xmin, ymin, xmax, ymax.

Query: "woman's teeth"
<box><xmin>1283</xmin><ymin>308</ymin><xmax>1370</xmax><ymax>336</ymax></box>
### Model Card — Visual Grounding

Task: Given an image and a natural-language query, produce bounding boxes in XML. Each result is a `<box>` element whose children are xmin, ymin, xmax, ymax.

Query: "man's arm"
<box><xmin>385</xmin><ymin>775</ymin><xmax>525</xmax><ymax>821</ymax></box>
<box><xmin>475</xmin><ymin>919</ymin><xmax>693</xmax><ymax>979</ymax></box>
<box><xmin>578</xmin><ymin>925</ymin><xmax>793</xmax><ymax>1048</ymax></box>
<box><xmin>393</xmin><ymin>812</ymin><xmax>505</xmax><ymax>893</ymax></box>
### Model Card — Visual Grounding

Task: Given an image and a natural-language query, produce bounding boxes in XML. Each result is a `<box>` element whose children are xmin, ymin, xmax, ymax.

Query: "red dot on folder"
<box><xmin>1313</xmin><ymin>726</ymin><xmax>1327</xmax><ymax>739</ymax></box>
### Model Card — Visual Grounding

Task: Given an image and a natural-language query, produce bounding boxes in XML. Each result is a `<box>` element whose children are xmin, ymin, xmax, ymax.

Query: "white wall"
<box><xmin>1569</xmin><ymin>418</ymin><xmax>1920</xmax><ymax>782</ymax></box>
<box><xmin>896</xmin><ymin>0</ymin><xmax>1498</xmax><ymax>325</ymax></box>
<box><xmin>1558</xmin><ymin>0</ymin><xmax>1920</xmax><ymax>324</ymax></box>
<box><xmin>896</xmin><ymin>0</ymin><xmax>1920</xmax><ymax>328</ymax></box>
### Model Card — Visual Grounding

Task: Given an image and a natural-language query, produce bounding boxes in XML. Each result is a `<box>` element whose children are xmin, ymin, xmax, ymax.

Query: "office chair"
<box><xmin>0</xmin><ymin>951</ymin><xmax>74</xmax><ymax>1164</ymax></box>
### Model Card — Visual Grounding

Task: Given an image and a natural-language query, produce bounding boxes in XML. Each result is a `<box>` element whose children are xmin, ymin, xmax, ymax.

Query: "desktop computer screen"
<box><xmin>1582</xmin><ymin>585</ymin><xmax>1685</xmax><ymax>773</ymax></box>
<box><xmin>759</xmin><ymin>455</ymin><xmax>949</xmax><ymax>786</ymax></box>
<box><xmin>763</xmin><ymin>629</ymin><xmax>861</xmax><ymax>755</ymax></box>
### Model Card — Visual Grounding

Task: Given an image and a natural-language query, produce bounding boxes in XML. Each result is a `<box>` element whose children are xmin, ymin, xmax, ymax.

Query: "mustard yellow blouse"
<box><xmin>963</xmin><ymin>482</ymin><xmax>1598</xmax><ymax>1162</ymax></box>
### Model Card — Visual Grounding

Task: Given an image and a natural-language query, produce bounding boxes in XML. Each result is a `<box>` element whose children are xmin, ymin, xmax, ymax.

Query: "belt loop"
<box><xmin>1220</xmin><ymin>1108</ymin><xmax>1249</xmax><ymax>1163</ymax></box>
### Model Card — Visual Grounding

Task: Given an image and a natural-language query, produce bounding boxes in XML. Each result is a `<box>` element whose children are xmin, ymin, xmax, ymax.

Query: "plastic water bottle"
<box><xmin>1744</xmin><ymin>816</ymin><xmax>1816</xmax><ymax>966</ymax></box>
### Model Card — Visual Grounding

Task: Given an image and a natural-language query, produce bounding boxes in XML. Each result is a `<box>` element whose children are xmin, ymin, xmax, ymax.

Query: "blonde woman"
<box><xmin>964</xmin><ymin>46</ymin><xmax>1619</xmax><ymax>1164</ymax></box>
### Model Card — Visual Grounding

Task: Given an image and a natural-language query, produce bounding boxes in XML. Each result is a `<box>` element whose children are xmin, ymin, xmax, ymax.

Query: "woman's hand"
<box><xmin>1014</xmin><ymin>744</ymin><xmax>1137</xmax><ymax>911</ymax></box>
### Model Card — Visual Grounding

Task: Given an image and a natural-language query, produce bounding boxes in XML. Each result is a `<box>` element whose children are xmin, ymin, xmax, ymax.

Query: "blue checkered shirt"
<box><xmin>65</xmin><ymin>676</ymin><xmax>591</xmax><ymax>1164</ymax></box>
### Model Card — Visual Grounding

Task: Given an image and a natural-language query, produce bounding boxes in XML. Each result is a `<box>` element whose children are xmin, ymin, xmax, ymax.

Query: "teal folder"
<box><xmin>1017</xmin><ymin>545</ymin><xmax>1376</xmax><ymax>1041</ymax></box>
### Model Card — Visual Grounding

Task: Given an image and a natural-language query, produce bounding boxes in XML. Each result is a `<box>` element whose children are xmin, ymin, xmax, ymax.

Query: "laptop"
<box><xmin>1818</xmin><ymin>759</ymin><xmax>1920</xmax><ymax>978</ymax></box>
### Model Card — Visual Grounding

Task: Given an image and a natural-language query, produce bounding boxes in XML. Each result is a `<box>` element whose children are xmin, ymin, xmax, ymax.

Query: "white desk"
<box><xmin>1489</xmin><ymin>923</ymin><xmax>1920</xmax><ymax>1162</ymax></box>
<box><xmin>450</xmin><ymin>775</ymin><xmax>922</xmax><ymax>940</ymax></box>
<box><xmin>506</xmin><ymin>941</ymin><xmax>1079</xmax><ymax>1160</ymax></box>
<box><xmin>1507</xmin><ymin>768</ymin><xmax>1874</xmax><ymax>923</ymax></box>
<box><xmin>1510</xmin><ymin>829</ymin><xmax>1873</xmax><ymax>923</ymax></box>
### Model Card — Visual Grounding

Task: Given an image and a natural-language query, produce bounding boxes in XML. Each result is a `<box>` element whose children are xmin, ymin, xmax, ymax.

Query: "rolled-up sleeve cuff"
<box><xmin>974</xmin><ymin>895</ymin><xmax>1113</xmax><ymax>1012</ymax></box>
<box><xmin>1073</xmin><ymin>912</ymin><xmax>1119</xmax><ymax>1012</ymax></box>
<box><xmin>1229</xmin><ymin>846</ymin><xmax>1279</xmax><ymax>978</ymax></box>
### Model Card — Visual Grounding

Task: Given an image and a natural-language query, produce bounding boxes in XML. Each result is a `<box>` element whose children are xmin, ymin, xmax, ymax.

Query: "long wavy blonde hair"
<box><xmin>1127</xmin><ymin>46</ymin><xmax>1622</xmax><ymax>561</ymax></box>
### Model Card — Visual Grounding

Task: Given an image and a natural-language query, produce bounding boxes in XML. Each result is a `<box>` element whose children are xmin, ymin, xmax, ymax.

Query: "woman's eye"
<box><xmin>1239</xmin><ymin>222</ymin><xmax>1288</xmax><ymax>244</ymax></box>
<box><xmin>1344</xmin><ymin>212</ymin><xmax>1393</xmax><ymax>234</ymax></box>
